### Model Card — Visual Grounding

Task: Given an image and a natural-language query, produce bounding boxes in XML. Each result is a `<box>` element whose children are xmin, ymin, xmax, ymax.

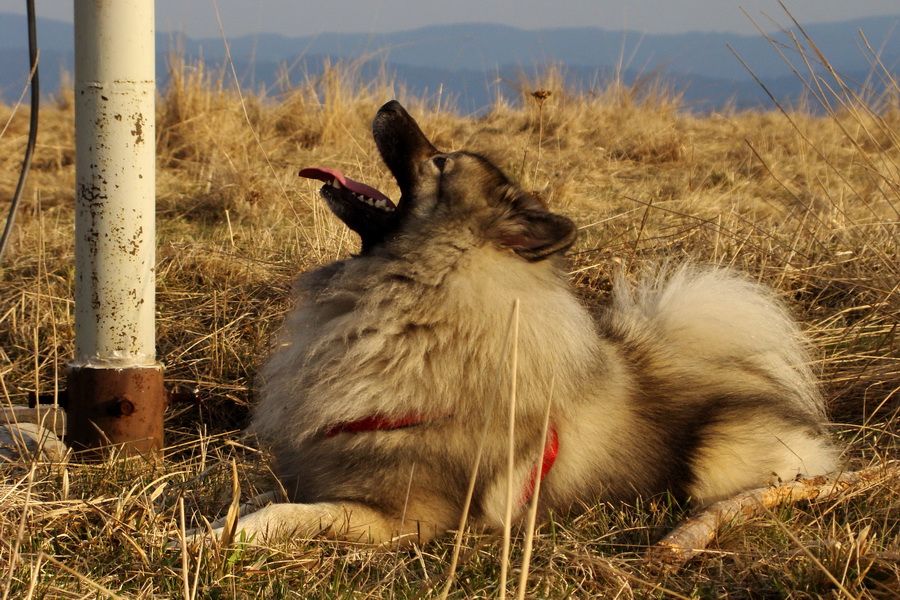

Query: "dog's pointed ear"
<box><xmin>492</xmin><ymin>209</ymin><xmax>578</xmax><ymax>261</ymax></box>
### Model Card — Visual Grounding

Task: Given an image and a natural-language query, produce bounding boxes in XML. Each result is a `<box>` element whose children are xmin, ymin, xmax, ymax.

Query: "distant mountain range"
<box><xmin>1</xmin><ymin>12</ymin><xmax>898</xmax><ymax>112</ymax></box>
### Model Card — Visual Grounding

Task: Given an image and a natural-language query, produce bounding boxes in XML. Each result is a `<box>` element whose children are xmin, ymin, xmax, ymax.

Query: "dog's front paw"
<box><xmin>170</xmin><ymin>517</ymin><xmax>250</xmax><ymax>550</ymax></box>
<box><xmin>171</xmin><ymin>490</ymin><xmax>282</xmax><ymax>550</ymax></box>
<box><xmin>168</xmin><ymin>525</ymin><xmax>218</xmax><ymax>550</ymax></box>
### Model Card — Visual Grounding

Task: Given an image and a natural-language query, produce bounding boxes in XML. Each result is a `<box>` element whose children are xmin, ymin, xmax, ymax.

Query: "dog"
<box><xmin>209</xmin><ymin>100</ymin><xmax>836</xmax><ymax>545</ymax></box>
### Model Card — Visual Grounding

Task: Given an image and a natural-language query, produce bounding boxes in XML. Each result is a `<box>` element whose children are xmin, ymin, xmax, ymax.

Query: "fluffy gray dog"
<box><xmin>211</xmin><ymin>100</ymin><xmax>836</xmax><ymax>545</ymax></box>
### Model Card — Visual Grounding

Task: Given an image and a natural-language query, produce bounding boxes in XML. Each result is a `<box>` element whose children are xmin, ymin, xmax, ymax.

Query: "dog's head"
<box><xmin>300</xmin><ymin>100</ymin><xmax>577</xmax><ymax>261</ymax></box>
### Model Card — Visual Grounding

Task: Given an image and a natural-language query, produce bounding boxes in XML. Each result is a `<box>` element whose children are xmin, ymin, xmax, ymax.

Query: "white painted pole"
<box><xmin>70</xmin><ymin>0</ymin><xmax>164</xmax><ymax>453</ymax></box>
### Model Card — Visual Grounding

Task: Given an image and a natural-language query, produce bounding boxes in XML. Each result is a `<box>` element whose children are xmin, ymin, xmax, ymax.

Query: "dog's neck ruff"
<box><xmin>325</xmin><ymin>415</ymin><xmax>559</xmax><ymax>505</ymax></box>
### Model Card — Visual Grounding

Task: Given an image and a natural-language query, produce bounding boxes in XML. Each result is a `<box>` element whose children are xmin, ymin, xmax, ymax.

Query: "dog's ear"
<box><xmin>492</xmin><ymin>209</ymin><xmax>578</xmax><ymax>261</ymax></box>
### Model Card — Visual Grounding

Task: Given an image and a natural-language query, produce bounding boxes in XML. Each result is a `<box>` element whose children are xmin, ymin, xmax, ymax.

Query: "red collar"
<box><xmin>325</xmin><ymin>415</ymin><xmax>429</xmax><ymax>437</ymax></box>
<box><xmin>522</xmin><ymin>425</ymin><xmax>559</xmax><ymax>505</ymax></box>
<box><xmin>325</xmin><ymin>415</ymin><xmax>559</xmax><ymax>504</ymax></box>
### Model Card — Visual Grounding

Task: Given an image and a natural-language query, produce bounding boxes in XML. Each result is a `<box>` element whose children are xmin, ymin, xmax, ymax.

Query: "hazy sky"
<box><xmin>2</xmin><ymin>1</ymin><xmax>898</xmax><ymax>38</ymax></box>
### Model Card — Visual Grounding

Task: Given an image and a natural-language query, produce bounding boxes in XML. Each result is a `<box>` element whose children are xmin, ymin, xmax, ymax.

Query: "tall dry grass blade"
<box><xmin>438</xmin><ymin>302</ymin><xmax>521</xmax><ymax>600</ymax></box>
<box><xmin>859</xmin><ymin>26</ymin><xmax>900</xmax><ymax>89</ymax></box>
<box><xmin>397</xmin><ymin>463</ymin><xmax>415</xmax><ymax>544</ymax></box>
<box><xmin>387</xmin><ymin>463</ymin><xmax>417</xmax><ymax>598</ymax></box>
<box><xmin>740</xmin><ymin>6</ymin><xmax>900</xmax><ymax>228</ymax></box>
<box><xmin>437</xmin><ymin>418</ymin><xmax>488</xmax><ymax>598</ymax></box>
<box><xmin>190</xmin><ymin>535</ymin><xmax>204</xmax><ymax>600</ymax></box>
<box><xmin>627</xmin><ymin>196</ymin><xmax>654</xmax><ymax>271</ymax></box>
<box><xmin>516</xmin><ymin>379</ymin><xmax>554</xmax><ymax>600</ymax></box>
<box><xmin>209</xmin><ymin>0</ymin><xmax>309</xmax><ymax>238</ymax></box>
<box><xmin>530</xmin><ymin>90</ymin><xmax>551</xmax><ymax>185</ymax></box>
<box><xmin>31</xmin><ymin>193</ymin><xmax>41</xmax><ymax>403</ymax></box>
<box><xmin>179</xmin><ymin>497</ymin><xmax>190</xmax><ymax>600</ymax></box>
<box><xmin>780</xmin><ymin>28</ymin><xmax>897</xmax><ymax>222</ymax></box>
<box><xmin>1</xmin><ymin>464</ymin><xmax>34</xmax><ymax>600</ymax></box>
<box><xmin>498</xmin><ymin>298</ymin><xmax>521</xmax><ymax>600</ymax></box>
<box><xmin>22</xmin><ymin>550</ymin><xmax>40</xmax><ymax>600</ymax></box>
<box><xmin>217</xmin><ymin>458</ymin><xmax>242</xmax><ymax>550</ymax></box>
<box><xmin>0</xmin><ymin>50</ymin><xmax>38</xmax><ymax>141</ymax></box>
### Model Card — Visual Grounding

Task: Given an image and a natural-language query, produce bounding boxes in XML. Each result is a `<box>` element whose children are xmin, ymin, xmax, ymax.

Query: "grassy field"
<box><xmin>0</xmin><ymin>43</ymin><xmax>898</xmax><ymax>599</ymax></box>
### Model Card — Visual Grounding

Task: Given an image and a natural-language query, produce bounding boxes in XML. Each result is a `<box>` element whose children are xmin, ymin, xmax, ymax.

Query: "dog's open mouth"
<box><xmin>299</xmin><ymin>167</ymin><xmax>396</xmax><ymax>213</ymax></box>
<box><xmin>298</xmin><ymin>101</ymin><xmax>436</xmax><ymax>252</ymax></box>
<box><xmin>299</xmin><ymin>166</ymin><xmax>401</xmax><ymax>252</ymax></box>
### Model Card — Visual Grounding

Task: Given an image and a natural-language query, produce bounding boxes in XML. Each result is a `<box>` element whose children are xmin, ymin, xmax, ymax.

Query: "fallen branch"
<box><xmin>650</xmin><ymin>461</ymin><xmax>900</xmax><ymax>565</ymax></box>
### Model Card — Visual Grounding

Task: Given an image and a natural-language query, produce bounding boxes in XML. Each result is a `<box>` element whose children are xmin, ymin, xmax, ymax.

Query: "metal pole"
<box><xmin>69</xmin><ymin>0</ymin><xmax>164</xmax><ymax>454</ymax></box>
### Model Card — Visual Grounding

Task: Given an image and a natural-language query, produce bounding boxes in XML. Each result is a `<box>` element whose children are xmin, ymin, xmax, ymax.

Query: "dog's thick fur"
<box><xmin>222</xmin><ymin>101</ymin><xmax>836</xmax><ymax>545</ymax></box>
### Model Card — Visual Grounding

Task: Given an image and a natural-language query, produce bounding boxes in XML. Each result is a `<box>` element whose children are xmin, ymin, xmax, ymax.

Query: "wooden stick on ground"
<box><xmin>650</xmin><ymin>461</ymin><xmax>900</xmax><ymax>565</ymax></box>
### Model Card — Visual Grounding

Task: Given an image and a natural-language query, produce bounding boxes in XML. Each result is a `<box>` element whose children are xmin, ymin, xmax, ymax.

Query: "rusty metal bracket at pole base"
<box><xmin>66</xmin><ymin>365</ymin><xmax>165</xmax><ymax>454</ymax></box>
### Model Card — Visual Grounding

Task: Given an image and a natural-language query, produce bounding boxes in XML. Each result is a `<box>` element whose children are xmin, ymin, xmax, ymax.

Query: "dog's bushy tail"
<box><xmin>606</xmin><ymin>264</ymin><xmax>823</xmax><ymax>417</ymax></box>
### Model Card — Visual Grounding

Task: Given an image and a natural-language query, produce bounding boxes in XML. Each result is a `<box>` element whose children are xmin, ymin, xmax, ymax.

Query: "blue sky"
<box><xmin>1</xmin><ymin>1</ymin><xmax>898</xmax><ymax>38</ymax></box>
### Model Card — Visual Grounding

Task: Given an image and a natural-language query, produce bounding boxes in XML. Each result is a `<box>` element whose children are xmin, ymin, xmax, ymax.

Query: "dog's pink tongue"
<box><xmin>299</xmin><ymin>167</ymin><xmax>394</xmax><ymax>206</ymax></box>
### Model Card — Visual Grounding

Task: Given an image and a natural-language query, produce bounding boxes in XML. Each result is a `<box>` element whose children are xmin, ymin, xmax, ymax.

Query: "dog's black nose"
<box><xmin>432</xmin><ymin>156</ymin><xmax>449</xmax><ymax>172</ymax></box>
<box><xmin>378</xmin><ymin>100</ymin><xmax>405</xmax><ymax>116</ymax></box>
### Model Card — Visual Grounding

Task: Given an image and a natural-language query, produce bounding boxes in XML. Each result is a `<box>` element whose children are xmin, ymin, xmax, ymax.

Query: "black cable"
<box><xmin>0</xmin><ymin>0</ymin><xmax>40</xmax><ymax>264</ymax></box>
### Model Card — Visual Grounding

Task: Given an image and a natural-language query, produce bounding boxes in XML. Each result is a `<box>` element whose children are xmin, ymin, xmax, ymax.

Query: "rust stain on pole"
<box><xmin>67</xmin><ymin>365</ymin><xmax>165</xmax><ymax>455</ymax></box>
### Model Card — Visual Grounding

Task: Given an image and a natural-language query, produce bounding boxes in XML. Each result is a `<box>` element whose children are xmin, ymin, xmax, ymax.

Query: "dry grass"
<box><xmin>0</xmin><ymin>31</ymin><xmax>898</xmax><ymax>599</ymax></box>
